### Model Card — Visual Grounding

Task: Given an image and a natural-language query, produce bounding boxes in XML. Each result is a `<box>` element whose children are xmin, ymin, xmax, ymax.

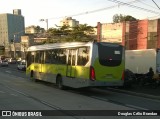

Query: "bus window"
<box><xmin>58</xmin><ymin>49</ymin><xmax>67</xmax><ymax>64</ymax></box>
<box><xmin>35</xmin><ymin>51</ymin><xmax>40</xmax><ymax>63</ymax></box>
<box><xmin>33</xmin><ymin>51</ymin><xmax>44</xmax><ymax>64</ymax></box>
<box><xmin>71</xmin><ymin>50</ymin><xmax>76</xmax><ymax>66</ymax></box>
<box><xmin>68</xmin><ymin>50</ymin><xmax>71</xmax><ymax>65</ymax></box>
<box><xmin>45</xmin><ymin>49</ymin><xmax>66</xmax><ymax>64</ymax></box>
<box><xmin>45</xmin><ymin>50</ymin><xmax>51</xmax><ymax>63</ymax></box>
<box><xmin>97</xmin><ymin>43</ymin><xmax>123</xmax><ymax>66</ymax></box>
<box><xmin>77</xmin><ymin>47</ymin><xmax>90</xmax><ymax>66</ymax></box>
<box><xmin>40</xmin><ymin>51</ymin><xmax>44</xmax><ymax>64</ymax></box>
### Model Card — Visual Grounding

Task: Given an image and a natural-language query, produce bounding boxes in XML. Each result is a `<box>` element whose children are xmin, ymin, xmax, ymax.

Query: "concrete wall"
<box><xmin>157</xmin><ymin>19</ymin><xmax>160</xmax><ymax>48</ymax></box>
<box><xmin>97</xmin><ymin>19</ymin><xmax>160</xmax><ymax>50</ymax></box>
<box><xmin>137</xmin><ymin>20</ymin><xmax>148</xmax><ymax>49</ymax></box>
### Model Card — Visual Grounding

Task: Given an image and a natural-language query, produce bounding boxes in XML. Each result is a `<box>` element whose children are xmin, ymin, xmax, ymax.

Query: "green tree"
<box><xmin>113</xmin><ymin>14</ymin><xmax>137</xmax><ymax>23</ymax></box>
<box><xmin>35</xmin><ymin>26</ymin><xmax>41</xmax><ymax>33</ymax></box>
<box><xmin>46</xmin><ymin>24</ymin><xmax>95</xmax><ymax>43</ymax></box>
<box><xmin>67</xmin><ymin>24</ymin><xmax>95</xmax><ymax>42</ymax></box>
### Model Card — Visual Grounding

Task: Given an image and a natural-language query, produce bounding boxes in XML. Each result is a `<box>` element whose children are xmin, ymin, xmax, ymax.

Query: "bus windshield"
<box><xmin>97</xmin><ymin>43</ymin><xmax>123</xmax><ymax>66</ymax></box>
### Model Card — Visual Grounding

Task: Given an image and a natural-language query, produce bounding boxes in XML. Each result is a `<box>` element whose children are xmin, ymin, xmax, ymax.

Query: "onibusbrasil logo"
<box><xmin>1</xmin><ymin>111</ymin><xmax>42</xmax><ymax>117</ymax></box>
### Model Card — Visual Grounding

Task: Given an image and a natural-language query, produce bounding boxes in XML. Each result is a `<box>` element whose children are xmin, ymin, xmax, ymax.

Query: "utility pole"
<box><xmin>13</xmin><ymin>35</ymin><xmax>16</xmax><ymax>58</ymax></box>
<box><xmin>40</xmin><ymin>19</ymin><xmax>48</xmax><ymax>30</ymax></box>
<box><xmin>46</xmin><ymin>19</ymin><xmax>48</xmax><ymax>30</ymax></box>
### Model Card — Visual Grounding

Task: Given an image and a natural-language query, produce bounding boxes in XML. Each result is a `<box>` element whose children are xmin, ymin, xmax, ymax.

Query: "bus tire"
<box><xmin>56</xmin><ymin>76</ymin><xmax>64</xmax><ymax>90</ymax></box>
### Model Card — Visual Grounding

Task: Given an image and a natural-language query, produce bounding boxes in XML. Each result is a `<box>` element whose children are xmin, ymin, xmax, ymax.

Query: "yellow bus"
<box><xmin>26</xmin><ymin>42</ymin><xmax>125</xmax><ymax>89</ymax></box>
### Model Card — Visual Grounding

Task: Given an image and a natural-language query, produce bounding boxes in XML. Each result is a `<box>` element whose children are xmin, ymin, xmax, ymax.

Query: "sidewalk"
<box><xmin>127</xmin><ymin>84</ymin><xmax>160</xmax><ymax>96</ymax></box>
<box><xmin>120</xmin><ymin>84</ymin><xmax>160</xmax><ymax>100</ymax></box>
<box><xmin>109</xmin><ymin>84</ymin><xmax>160</xmax><ymax>100</ymax></box>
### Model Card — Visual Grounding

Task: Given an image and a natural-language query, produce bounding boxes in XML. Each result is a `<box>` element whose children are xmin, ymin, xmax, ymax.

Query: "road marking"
<box><xmin>5</xmin><ymin>70</ymin><xmax>11</xmax><ymax>73</ymax></box>
<box><xmin>91</xmin><ymin>96</ymin><xmax>150</xmax><ymax>110</ymax></box>
<box><xmin>125</xmin><ymin>104</ymin><xmax>149</xmax><ymax>110</ymax></box>
<box><xmin>106</xmin><ymin>87</ymin><xmax>160</xmax><ymax>101</ymax></box>
<box><xmin>10</xmin><ymin>93</ymin><xmax>18</xmax><ymax>96</ymax></box>
<box><xmin>0</xmin><ymin>91</ymin><xmax>5</xmax><ymax>93</ymax></box>
<box><xmin>90</xmin><ymin>96</ymin><xmax>109</xmax><ymax>102</ymax></box>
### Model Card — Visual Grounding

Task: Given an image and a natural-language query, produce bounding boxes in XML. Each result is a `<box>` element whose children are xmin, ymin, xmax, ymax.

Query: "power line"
<box><xmin>70</xmin><ymin>0</ymin><xmax>141</xmax><ymax>16</ymax></box>
<box><xmin>47</xmin><ymin>0</ymin><xmax>142</xmax><ymax>20</ymax></box>
<box><xmin>139</xmin><ymin>1</ymin><xmax>159</xmax><ymax>10</ymax></box>
<box><xmin>152</xmin><ymin>0</ymin><xmax>160</xmax><ymax>10</ymax></box>
<box><xmin>107</xmin><ymin>0</ymin><xmax>160</xmax><ymax>15</ymax></box>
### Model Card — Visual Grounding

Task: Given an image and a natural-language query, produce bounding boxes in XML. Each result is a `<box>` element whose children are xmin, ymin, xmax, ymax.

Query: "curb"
<box><xmin>107</xmin><ymin>87</ymin><xmax>160</xmax><ymax>100</ymax></box>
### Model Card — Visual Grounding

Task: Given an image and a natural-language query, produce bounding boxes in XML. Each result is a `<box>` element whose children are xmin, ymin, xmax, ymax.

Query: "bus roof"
<box><xmin>27</xmin><ymin>42</ymin><xmax>123</xmax><ymax>51</ymax></box>
<box><xmin>27</xmin><ymin>42</ymin><xmax>93</xmax><ymax>51</ymax></box>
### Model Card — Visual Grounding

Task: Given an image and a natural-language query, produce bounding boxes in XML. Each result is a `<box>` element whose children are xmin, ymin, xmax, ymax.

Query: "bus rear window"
<box><xmin>97</xmin><ymin>43</ymin><xmax>123</xmax><ymax>66</ymax></box>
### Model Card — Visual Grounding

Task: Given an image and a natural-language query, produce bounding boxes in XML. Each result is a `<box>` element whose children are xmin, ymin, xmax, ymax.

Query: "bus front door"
<box><xmin>66</xmin><ymin>49</ymin><xmax>76</xmax><ymax>77</ymax></box>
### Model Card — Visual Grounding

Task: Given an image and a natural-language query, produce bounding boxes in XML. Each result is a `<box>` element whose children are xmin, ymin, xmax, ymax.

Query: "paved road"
<box><xmin>1</xmin><ymin>64</ymin><xmax>160</xmax><ymax>118</ymax></box>
<box><xmin>2</xmin><ymin>63</ymin><xmax>160</xmax><ymax>100</ymax></box>
<box><xmin>0</xmin><ymin>67</ymin><xmax>133</xmax><ymax>119</ymax></box>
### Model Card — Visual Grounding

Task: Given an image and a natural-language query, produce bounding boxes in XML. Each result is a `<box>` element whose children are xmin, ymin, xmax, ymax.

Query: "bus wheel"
<box><xmin>57</xmin><ymin>76</ymin><xmax>64</xmax><ymax>90</ymax></box>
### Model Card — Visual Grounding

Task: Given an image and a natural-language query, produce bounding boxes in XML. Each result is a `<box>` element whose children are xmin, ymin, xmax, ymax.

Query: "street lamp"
<box><xmin>13</xmin><ymin>35</ymin><xmax>16</xmax><ymax>58</ymax></box>
<box><xmin>40</xmin><ymin>19</ymin><xmax>48</xmax><ymax>30</ymax></box>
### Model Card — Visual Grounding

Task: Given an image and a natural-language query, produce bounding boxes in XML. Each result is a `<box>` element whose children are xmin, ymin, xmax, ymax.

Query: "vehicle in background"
<box><xmin>8</xmin><ymin>58</ymin><xmax>17</xmax><ymax>64</ymax></box>
<box><xmin>125</xmin><ymin>49</ymin><xmax>160</xmax><ymax>77</ymax></box>
<box><xmin>17</xmin><ymin>58</ymin><xmax>22</xmax><ymax>64</ymax></box>
<box><xmin>0</xmin><ymin>59</ymin><xmax>8</xmax><ymax>67</ymax></box>
<box><xmin>17</xmin><ymin>60</ymin><xmax>26</xmax><ymax>71</ymax></box>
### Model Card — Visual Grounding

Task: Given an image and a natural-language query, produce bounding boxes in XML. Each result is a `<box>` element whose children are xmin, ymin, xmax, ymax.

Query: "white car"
<box><xmin>17</xmin><ymin>57</ymin><xmax>22</xmax><ymax>63</ymax></box>
<box><xmin>17</xmin><ymin>61</ymin><xmax>26</xmax><ymax>71</ymax></box>
<box><xmin>0</xmin><ymin>60</ymin><xmax>8</xmax><ymax>67</ymax></box>
<box><xmin>8</xmin><ymin>58</ymin><xmax>17</xmax><ymax>64</ymax></box>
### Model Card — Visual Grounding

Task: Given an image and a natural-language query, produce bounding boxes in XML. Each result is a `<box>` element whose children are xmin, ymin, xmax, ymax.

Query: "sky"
<box><xmin>0</xmin><ymin>0</ymin><xmax>160</xmax><ymax>29</ymax></box>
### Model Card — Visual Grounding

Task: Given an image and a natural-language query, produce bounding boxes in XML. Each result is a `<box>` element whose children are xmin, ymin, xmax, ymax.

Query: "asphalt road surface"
<box><xmin>0</xmin><ymin>64</ymin><xmax>160</xmax><ymax>119</ymax></box>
